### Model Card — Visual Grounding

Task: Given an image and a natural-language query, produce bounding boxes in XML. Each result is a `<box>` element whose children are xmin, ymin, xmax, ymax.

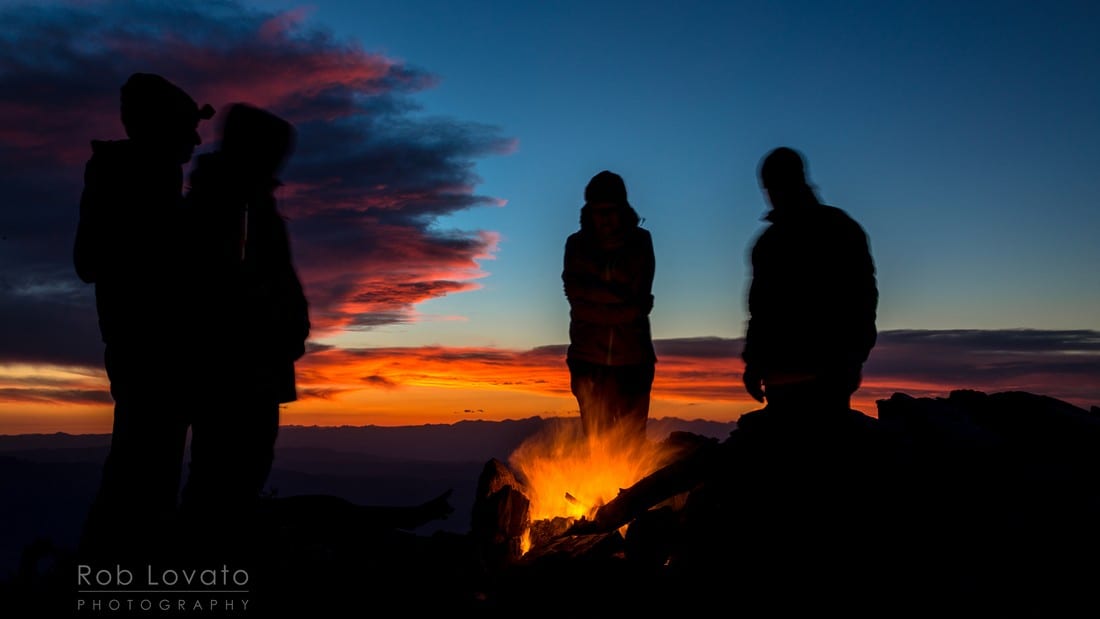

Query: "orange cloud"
<box><xmin>2</xmin><ymin>331</ymin><xmax>1097</xmax><ymax>433</ymax></box>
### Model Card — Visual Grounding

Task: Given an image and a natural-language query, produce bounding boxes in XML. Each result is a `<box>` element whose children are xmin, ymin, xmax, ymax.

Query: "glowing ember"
<box><xmin>508</xmin><ymin>419</ymin><xmax>678</xmax><ymax>548</ymax></box>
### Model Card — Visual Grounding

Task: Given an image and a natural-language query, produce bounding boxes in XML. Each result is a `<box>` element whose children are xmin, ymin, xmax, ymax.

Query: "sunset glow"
<box><xmin>1</xmin><ymin>1</ymin><xmax>1098</xmax><ymax>437</ymax></box>
<box><xmin>2</xmin><ymin>328</ymin><xmax>1097</xmax><ymax>434</ymax></box>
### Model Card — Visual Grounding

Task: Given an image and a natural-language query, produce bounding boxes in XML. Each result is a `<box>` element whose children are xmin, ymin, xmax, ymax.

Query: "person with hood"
<box><xmin>74</xmin><ymin>72</ymin><xmax>215</xmax><ymax>561</ymax></box>
<box><xmin>562</xmin><ymin>170</ymin><xmax>657</xmax><ymax>442</ymax></box>
<box><xmin>180</xmin><ymin>103</ymin><xmax>310</xmax><ymax>540</ymax></box>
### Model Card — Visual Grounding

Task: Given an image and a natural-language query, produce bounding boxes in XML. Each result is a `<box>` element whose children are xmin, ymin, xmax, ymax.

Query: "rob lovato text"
<box><xmin>76</xmin><ymin>564</ymin><xmax>250</xmax><ymax>615</ymax></box>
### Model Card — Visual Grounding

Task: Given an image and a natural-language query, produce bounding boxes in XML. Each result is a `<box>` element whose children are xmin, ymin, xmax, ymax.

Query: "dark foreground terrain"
<box><xmin>3</xmin><ymin>394</ymin><xmax>1099</xmax><ymax>617</ymax></box>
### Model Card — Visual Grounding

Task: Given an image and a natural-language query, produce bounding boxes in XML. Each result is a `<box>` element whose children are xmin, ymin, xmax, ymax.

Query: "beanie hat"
<box><xmin>120</xmin><ymin>73</ymin><xmax>214</xmax><ymax>137</ymax></box>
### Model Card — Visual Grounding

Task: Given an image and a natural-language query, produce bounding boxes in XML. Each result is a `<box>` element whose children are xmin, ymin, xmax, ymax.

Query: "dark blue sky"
<box><xmin>255</xmin><ymin>0</ymin><xmax>1100</xmax><ymax>350</ymax></box>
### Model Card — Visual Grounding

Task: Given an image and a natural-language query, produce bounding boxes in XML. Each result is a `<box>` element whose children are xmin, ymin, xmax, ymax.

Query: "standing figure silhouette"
<box><xmin>669</xmin><ymin>148</ymin><xmax>884</xmax><ymax>614</ymax></box>
<box><xmin>741</xmin><ymin>146</ymin><xmax>878</xmax><ymax>415</ymax></box>
<box><xmin>562</xmin><ymin>170</ymin><xmax>657</xmax><ymax>442</ymax></box>
<box><xmin>181</xmin><ymin>103</ymin><xmax>310</xmax><ymax>550</ymax></box>
<box><xmin>74</xmin><ymin>73</ymin><xmax>214</xmax><ymax>563</ymax></box>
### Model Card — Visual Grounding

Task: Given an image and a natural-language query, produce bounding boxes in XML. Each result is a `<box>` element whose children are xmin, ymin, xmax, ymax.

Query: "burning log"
<box><xmin>470</xmin><ymin>458</ymin><xmax>530</xmax><ymax>569</ymax></box>
<box><xmin>566</xmin><ymin>433</ymin><xmax>723</xmax><ymax>535</ymax></box>
<box><xmin>471</xmin><ymin>425</ymin><xmax>727</xmax><ymax>575</ymax></box>
<box><xmin>520</xmin><ymin>531</ymin><xmax>625</xmax><ymax>563</ymax></box>
<box><xmin>528</xmin><ymin>516</ymin><xmax>574</xmax><ymax>551</ymax></box>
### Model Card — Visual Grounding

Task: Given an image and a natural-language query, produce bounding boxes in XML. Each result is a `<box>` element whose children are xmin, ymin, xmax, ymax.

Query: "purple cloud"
<box><xmin>0</xmin><ymin>0</ymin><xmax>514</xmax><ymax>367</ymax></box>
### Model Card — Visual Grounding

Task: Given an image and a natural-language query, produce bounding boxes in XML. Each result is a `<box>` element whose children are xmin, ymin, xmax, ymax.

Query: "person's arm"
<box><xmin>633</xmin><ymin>228</ymin><xmax>656</xmax><ymax>315</ymax></box>
<box><xmin>846</xmin><ymin>221</ymin><xmax>878</xmax><ymax>365</ymax></box>
<box><xmin>562</xmin><ymin>235</ymin><xmax>628</xmax><ymax>304</ymax></box>
<box><xmin>73</xmin><ymin>157</ymin><xmax>103</xmax><ymax>284</ymax></box>
<box><xmin>264</xmin><ymin>206</ymin><xmax>310</xmax><ymax>361</ymax></box>
<box><xmin>281</xmin><ymin>262</ymin><xmax>311</xmax><ymax>363</ymax></box>
<box><xmin>565</xmin><ymin>282</ymin><xmax>629</xmax><ymax>304</ymax></box>
<box><xmin>281</xmin><ymin>267</ymin><xmax>310</xmax><ymax>362</ymax></box>
<box><xmin>741</xmin><ymin>239</ymin><xmax>764</xmax><ymax>367</ymax></box>
<box><xmin>563</xmin><ymin>233</ymin><xmax>651</xmax><ymax>325</ymax></box>
<box><xmin>741</xmin><ymin>235</ymin><xmax>769</xmax><ymax>402</ymax></box>
<box><xmin>562</xmin><ymin>235</ymin><xmax>607</xmax><ymax>321</ymax></box>
<box><xmin>563</xmin><ymin>238</ymin><xmax>619</xmax><ymax>324</ymax></box>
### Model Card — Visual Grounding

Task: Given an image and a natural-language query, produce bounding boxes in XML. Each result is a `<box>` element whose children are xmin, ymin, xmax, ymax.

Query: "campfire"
<box><xmin>509</xmin><ymin>421</ymin><xmax>675</xmax><ymax>552</ymax></box>
<box><xmin>470</xmin><ymin>418</ymin><xmax>717</xmax><ymax>568</ymax></box>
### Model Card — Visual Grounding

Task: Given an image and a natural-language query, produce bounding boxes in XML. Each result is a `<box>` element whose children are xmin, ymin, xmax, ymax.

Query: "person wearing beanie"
<box><xmin>74</xmin><ymin>72</ymin><xmax>214</xmax><ymax>564</ymax></box>
<box><xmin>562</xmin><ymin>170</ymin><xmax>657</xmax><ymax>442</ymax></box>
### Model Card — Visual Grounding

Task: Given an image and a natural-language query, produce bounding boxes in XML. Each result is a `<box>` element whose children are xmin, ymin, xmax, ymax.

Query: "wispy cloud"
<box><xmin>1</xmin><ymin>331</ymin><xmax>1097</xmax><ymax>421</ymax></box>
<box><xmin>0</xmin><ymin>388</ymin><xmax>112</xmax><ymax>406</ymax></box>
<box><xmin>860</xmin><ymin>329</ymin><xmax>1100</xmax><ymax>407</ymax></box>
<box><xmin>286</xmin><ymin>330</ymin><xmax>1100</xmax><ymax>411</ymax></box>
<box><xmin>0</xmin><ymin>0</ymin><xmax>514</xmax><ymax>369</ymax></box>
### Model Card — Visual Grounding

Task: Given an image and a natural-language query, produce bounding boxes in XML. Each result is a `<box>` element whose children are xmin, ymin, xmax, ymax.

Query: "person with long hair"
<box><xmin>562</xmin><ymin>170</ymin><xmax>657</xmax><ymax>442</ymax></box>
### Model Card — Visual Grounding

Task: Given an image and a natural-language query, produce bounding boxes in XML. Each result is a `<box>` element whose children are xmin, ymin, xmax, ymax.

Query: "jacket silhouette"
<box><xmin>742</xmin><ymin>147</ymin><xmax>877</xmax><ymax>412</ymax></box>
<box><xmin>563</xmin><ymin>171</ymin><xmax>656</xmax><ymax>440</ymax></box>
<box><xmin>74</xmin><ymin>72</ymin><xmax>214</xmax><ymax>562</ymax></box>
<box><xmin>186</xmin><ymin>103</ymin><xmax>309</xmax><ymax>404</ymax></box>
<box><xmin>180</xmin><ymin>103</ymin><xmax>309</xmax><ymax>534</ymax></box>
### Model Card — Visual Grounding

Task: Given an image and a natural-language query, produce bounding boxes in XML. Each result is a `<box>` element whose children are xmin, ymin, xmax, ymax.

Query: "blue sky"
<box><xmin>256</xmin><ymin>0</ymin><xmax>1100</xmax><ymax>349</ymax></box>
<box><xmin>1</xmin><ymin>0</ymin><xmax>1097</xmax><ymax>430</ymax></box>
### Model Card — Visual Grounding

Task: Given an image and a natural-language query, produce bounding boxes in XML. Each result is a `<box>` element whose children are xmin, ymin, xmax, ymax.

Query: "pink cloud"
<box><xmin>0</xmin><ymin>0</ymin><xmax>513</xmax><ymax>364</ymax></box>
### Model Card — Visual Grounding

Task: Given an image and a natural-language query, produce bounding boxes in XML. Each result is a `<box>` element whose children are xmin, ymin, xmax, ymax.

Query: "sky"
<box><xmin>1</xmin><ymin>0</ymin><xmax>1098</xmax><ymax>433</ymax></box>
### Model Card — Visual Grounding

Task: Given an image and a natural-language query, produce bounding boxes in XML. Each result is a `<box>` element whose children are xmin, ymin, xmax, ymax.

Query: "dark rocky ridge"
<box><xmin>3</xmin><ymin>391</ymin><xmax>1098</xmax><ymax>617</ymax></box>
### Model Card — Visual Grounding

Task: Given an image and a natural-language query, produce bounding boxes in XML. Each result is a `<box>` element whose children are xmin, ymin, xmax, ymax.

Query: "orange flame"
<box><xmin>508</xmin><ymin>419</ymin><xmax>678</xmax><ymax>525</ymax></box>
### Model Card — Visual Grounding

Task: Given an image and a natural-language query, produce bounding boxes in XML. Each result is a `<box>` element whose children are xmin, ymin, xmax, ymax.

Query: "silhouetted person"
<box><xmin>74</xmin><ymin>73</ymin><xmax>214</xmax><ymax>562</ymax></box>
<box><xmin>180</xmin><ymin>103</ymin><xmax>310</xmax><ymax>549</ymax></box>
<box><xmin>563</xmin><ymin>171</ymin><xmax>656</xmax><ymax>441</ymax></box>
<box><xmin>674</xmin><ymin>147</ymin><xmax>882</xmax><ymax>612</ymax></box>
<box><xmin>662</xmin><ymin>152</ymin><xmax>883</xmax><ymax>612</ymax></box>
<box><xmin>741</xmin><ymin>147</ymin><xmax>878</xmax><ymax>415</ymax></box>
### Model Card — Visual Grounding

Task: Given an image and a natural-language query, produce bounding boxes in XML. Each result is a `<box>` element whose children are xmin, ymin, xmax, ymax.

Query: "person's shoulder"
<box><xmin>819</xmin><ymin>203</ymin><xmax>859</xmax><ymax>222</ymax></box>
<box><xmin>751</xmin><ymin>218</ymin><xmax>779</xmax><ymax>245</ymax></box>
<box><xmin>193</xmin><ymin>150</ymin><xmax>226</xmax><ymax>172</ymax></box>
<box><xmin>87</xmin><ymin>139</ymin><xmax>131</xmax><ymax>163</ymax></box>
<box><xmin>817</xmin><ymin>203</ymin><xmax>849</xmax><ymax>218</ymax></box>
<box><xmin>819</xmin><ymin>204</ymin><xmax>868</xmax><ymax>232</ymax></box>
<box><xmin>84</xmin><ymin>140</ymin><xmax>135</xmax><ymax>180</ymax></box>
<box><xmin>625</xmin><ymin>226</ymin><xmax>653</xmax><ymax>248</ymax></box>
